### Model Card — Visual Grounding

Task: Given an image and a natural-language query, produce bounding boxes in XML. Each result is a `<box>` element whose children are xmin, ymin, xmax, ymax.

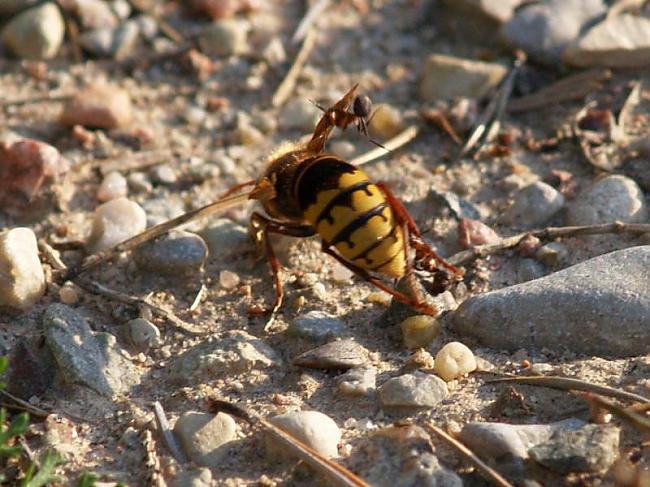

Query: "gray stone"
<box><xmin>1</xmin><ymin>2</ymin><xmax>65</xmax><ymax>60</ymax></box>
<box><xmin>86</xmin><ymin>197</ymin><xmax>147</xmax><ymax>253</ymax></box>
<box><xmin>567</xmin><ymin>175</ymin><xmax>647</xmax><ymax>225</ymax></box>
<box><xmin>428</xmin><ymin>188</ymin><xmax>481</xmax><ymax>221</ymax></box>
<box><xmin>170</xmin><ymin>330</ymin><xmax>281</xmax><ymax>385</ymax></box>
<box><xmin>0</xmin><ymin>227</ymin><xmax>45</xmax><ymax>310</ymax></box>
<box><xmin>97</xmin><ymin>171</ymin><xmax>128</xmax><ymax>202</ymax></box>
<box><xmin>173</xmin><ymin>412</ymin><xmax>237</xmax><ymax>469</ymax></box>
<box><xmin>150</xmin><ymin>164</ymin><xmax>178</xmax><ymax>185</ymax></box>
<box><xmin>293</xmin><ymin>338</ymin><xmax>370</xmax><ymax>370</ymax></box>
<box><xmin>267</xmin><ymin>410</ymin><xmax>341</xmax><ymax>459</ymax></box>
<box><xmin>500</xmin><ymin>0</ymin><xmax>606</xmax><ymax>65</ymax></box>
<box><xmin>503</xmin><ymin>182</ymin><xmax>565</xmax><ymax>227</ymax></box>
<box><xmin>79</xmin><ymin>20</ymin><xmax>140</xmax><ymax>59</ymax></box>
<box><xmin>529</xmin><ymin>424</ymin><xmax>620</xmax><ymax>474</ymax></box>
<box><xmin>71</xmin><ymin>0</ymin><xmax>118</xmax><ymax>30</ymax></box>
<box><xmin>378</xmin><ymin>372</ymin><xmax>448</xmax><ymax>408</ymax></box>
<box><xmin>199</xmin><ymin>218</ymin><xmax>251</xmax><ymax>257</ymax></box>
<box><xmin>336</xmin><ymin>365</ymin><xmax>377</xmax><ymax>396</ymax></box>
<box><xmin>198</xmin><ymin>19</ymin><xmax>249</xmax><ymax>57</ymax></box>
<box><xmin>419</xmin><ymin>54</ymin><xmax>508</xmax><ymax>102</ymax></box>
<box><xmin>43</xmin><ymin>304</ymin><xmax>140</xmax><ymax>396</ymax></box>
<box><xmin>133</xmin><ymin>230</ymin><xmax>208</xmax><ymax>277</ymax></box>
<box><xmin>279</xmin><ymin>98</ymin><xmax>320</xmax><ymax>132</ymax></box>
<box><xmin>452</xmin><ymin>246</ymin><xmax>650</xmax><ymax>357</ymax></box>
<box><xmin>515</xmin><ymin>258</ymin><xmax>546</xmax><ymax>283</ymax></box>
<box><xmin>124</xmin><ymin>318</ymin><xmax>161</xmax><ymax>352</ymax></box>
<box><xmin>288</xmin><ymin>311</ymin><xmax>347</xmax><ymax>342</ymax></box>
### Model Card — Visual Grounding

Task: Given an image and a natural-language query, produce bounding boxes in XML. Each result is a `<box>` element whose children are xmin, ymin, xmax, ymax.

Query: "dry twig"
<box><xmin>292</xmin><ymin>0</ymin><xmax>331</xmax><ymax>43</ymax></box>
<box><xmin>153</xmin><ymin>401</ymin><xmax>187</xmax><ymax>464</ymax></box>
<box><xmin>424</xmin><ymin>422</ymin><xmax>514</xmax><ymax>487</ymax></box>
<box><xmin>272</xmin><ymin>28</ymin><xmax>318</xmax><ymax>107</ymax></box>
<box><xmin>351</xmin><ymin>125</ymin><xmax>418</xmax><ymax>166</ymax></box>
<box><xmin>575</xmin><ymin>392</ymin><xmax>650</xmax><ymax>435</ymax></box>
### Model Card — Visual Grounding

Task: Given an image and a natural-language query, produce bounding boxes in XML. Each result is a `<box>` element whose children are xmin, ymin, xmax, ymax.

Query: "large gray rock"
<box><xmin>452</xmin><ymin>246</ymin><xmax>650</xmax><ymax>357</ymax></box>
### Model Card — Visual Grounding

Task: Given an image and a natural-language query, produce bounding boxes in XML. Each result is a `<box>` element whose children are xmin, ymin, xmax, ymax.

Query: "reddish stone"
<box><xmin>458</xmin><ymin>218</ymin><xmax>500</xmax><ymax>248</ymax></box>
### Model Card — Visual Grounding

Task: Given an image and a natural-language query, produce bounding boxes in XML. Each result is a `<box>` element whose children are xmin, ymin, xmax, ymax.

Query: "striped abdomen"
<box><xmin>295</xmin><ymin>156</ymin><xmax>406</xmax><ymax>279</ymax></box>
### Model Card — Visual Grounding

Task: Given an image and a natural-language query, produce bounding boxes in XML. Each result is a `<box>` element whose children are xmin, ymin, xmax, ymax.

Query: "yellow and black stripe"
<box><xmin>295</xmin><ymin>156</ymin><xmax>406</xmax><ymax>278</ymax></box>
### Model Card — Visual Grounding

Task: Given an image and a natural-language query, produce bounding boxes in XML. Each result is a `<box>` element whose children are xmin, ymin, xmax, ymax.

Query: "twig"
<box><xmin>153</xmin><ymin>401</ymin><xmax>187</xmax><ymax>464</ymax></box>
<box><xmin>292</xmin><ymin>0</ymin><xmax>331</xmax><ymax>44</ymax></box>
<box><xmin>189</xmin><ymin>283</ymin><xmax>206</xmax><ymax>312</ymax></box>
<box><xmin>208</xmin><ymin>399</ymin><xmax>372</xmax><ymax>487</ymax></box>
<box><xmin>351</xmin><ymin>125</ymin><xmax>418</xmax><ymax>166</ymax></box>
<box><xmin>0</xmin><ymin>390</ymin><xmax>49</xmax><ymax>418</ymax></box>
<box><xmin>0</xmin><ymin>94</ymin><xmax>72</xmax><ymax>110</ymax></box>
<box><xmin>488</xmin><ymin>376</ymin><xmax>650</xmax><ymax>404</ymax></box>
<box><xmin>574</xmin><ymin>392</ymin><xmax>650</xmax><ymax>435</ymax></box>
<box><xmin>272</xmin><ymin>28</ymin><xmax>317</xmax><ymax>107</ymax></box>
<box><xmin>448</xmin><ymin>221</ymin><xmax>650</xmax><ymax>267</ymax></box>
<box><xmin>95</xmin><ymin>150</ymin><xmax>174</xmax><ymax>175</ymax></box>
<box><xmin>424</xmin><ymin>422</ymin><xmax>514</xmax><ymax>487</ymax></box>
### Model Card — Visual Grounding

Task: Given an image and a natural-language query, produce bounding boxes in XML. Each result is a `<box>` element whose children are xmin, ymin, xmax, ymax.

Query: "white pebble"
<box><xmin>331</xmin><ymin>263</ymin><xmax>353</xmax><ymax>283</ymax></box>
<box><xmin>434</xmin><ymin>341</ymin><xmax>477</xmax><ymax>382</ymax></box>
<box><xmin>86</xmin><ymin>197</ymin><xmax>147</xmax><ymax>253</ymax></box>
<box><xmin>312</xmin><ymin>282</ymin><xmax>327</xmax><ymax>300</ymax></box>
<box><xmin>0</xmin><ymin>228</ymin><xmax>45</xmax><ymax>310</ymax></box>
<box><xmin>267</xmin><ymin>411</ymin><xmax>341</xmax><ymax>459</ymax></box>
<box><xmin>58</xmin><ymin>282</ymin><xmax>79</xmax><ymax>305</ymax></box>
<box><xmin>97</xmin><ymin>171</ymin><xmax>128</xmax><ymax>202</ymax></box>
<box><xmin>219</xmin><ymin>270</ymin><xmax>240</xmax><ymax>289</ymax></box>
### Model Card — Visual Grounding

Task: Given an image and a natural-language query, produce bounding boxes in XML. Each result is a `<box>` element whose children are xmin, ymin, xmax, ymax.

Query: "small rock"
<box><xmin>109</xmin><ymin>0</ymin><xmax>132</xmax><ymax>20</ymax></box>
<box><xmin>567</xmin><ymin>175</ymin><xmax>647</xmax><ymax>225</ymax></box>
<box><xmin>368</xmin><ymin>103</ymin><xmax>404</xmax><ymax>139</ymax></box>
<box><xmin>0</xmin><ymin>228</ymin><xmax>45</xmax><ymax>310</ymax></box>
<box><xmin>237</xmin><ymin>120</ymin><xmax>265</xmax><ymax>146</ymax></box>
<box><xmin>219</xmin><ymin>270</ymin><xmax>240</xmax><ymax>289</ymax></box>
<box><xmin>174</xmin><ymin>412</ymin><xmax>237</xmax><ymax>469</ymax></box>
<box><xmin>400</xmin><ymin>315</ymin><xmax>440</xmax><ymax>349</ymax></box>
<box><xmin>150</xmin><ymin>164</ymin><xmax>178</xmax><ymax>185</ymax></box>
<box><xmin>279</xmin><ymin>98</ymin><xmax>320</xmax><ymax>132</ymax></box>
<box><xmin>515</xmin><ymin>258</ymin><xmax>546</xmax><ymax>283</ymax></box>
<box><xmin>564</xmin><ymin>14</ymin><xmax>650</xmax><ymax>68</ymax></box>
<box><xmin>170</xmin><ymin>330</ymin><xmax>281</xmax><ymax>384</ymax></box>
<box><xmin>503</xmin><ymin>181</ymin><xmax>565</xmax><ymax>227</ymax></box>
<box><xmin>336</xmin><ymin>365</ymin><xmax>377</xmax><ymax>396</ymax></box>
<box><xmin>419</xmin><ymin>54</ymin><xmax>508</xmax><ymax>102</ymax></box>
<box><xmin>198</xmin><ymin>19</ymin><xmax>249</xmax><ymax>57</ymax></box>
<box><xmin>293</xmin><ymin>338</ymin><xmax>370</xmax><ymax>370</ymax></box>
<box><xmin>331</xmin><ymin>262</ymin><xmax>353</xmax><ymax>283</ymax></box>
<box><xmin>429</xmin><ymin>188</ymin><xmax>482</xmax><ymax>221</ymax></box>
<box><xmin>183</xmin><ymin>106</ymin><xmax>207</xmax><ymax>126</ymax></box>
<box><xmin>535</xmin><ymin>242</ymin><xmax>568</xmax><ymax>267</ymax></box>
<box><xmin>199</xmin><ymin>218</ymin><xmax>251</xmax><ymax>257</ymax></box>
<box><xmin>262</xmin><ymin>36</ymin><xmax>286</xmax><ymax>64</ymax></box>
<box><xmin>97</xmin><ymin>171</ymin><xmax>128</xmax><ymax>202</ymax></box>
<box><xmin>529</xmin><ymin>424</ymin><xmax>620</xmax><ymax>474</ymax></box>
<box><xmin>500</xmin><ymin>0</ymin><xmax>606</xmax><ymax>65</ymax></box>
<box><xmin>124</xmin><ymin>318</ymin><xmax>161</xmax><ymax>352</ymax></box>
<box><xmin>60</xmin><ymin>83</ymin><xmax>134</xmax><ymax>129</ymax></box>
<box><xmin>127</xmin><ymin>172</ymin><xmax>152</xmax><ymax>193</ymax></box>
<box><xmin>134</xmin><ymin>14</ymin><xmax>157</xmax><ymax>40</ymax></box>
<box><xmin>79</xmin><ymin>20</ymin><xmax>140</xmax><ymax>59</ymax></box>
<box><xmin>289</xmin><ymin>311</ymin><xmax>347</xmax><ymax>342</ymax></box>
<box><xmin>171</xmin><ymin>468</ymin><xmax>213</xmax><ymax>487</ymax></box>
<box><xmin>458</xmin><ymin>218</ymin><xmax>500</xmax><ymax>248</ymax></box>
<box><xmin>267</xmin><ymin>411</ymin><xmax>341</xmax><ymax>459</ymax></box>
<box><xmin>70</xmin><ymin>0</ymin><xmax>118</xmax><ymax>30</ymax></box>
<box><xmin>378</xmin><ymin>371</ymin><xmax>448</xmax><ymax>408</ymax></box>
<box><xmin>58</xmin><ymin>282</ymin><xmax>79</xmax><ymax>305</ymax></box>
<box><xmin>86</xmin><ymin>197</ymin><xmax>147</xmax><ymax>253</ymax></box>
<box><xmin>43</xmin><ymin>303</ymin><xmax>140</xmax><ymax>396</ymax></box>
<box><xmin>134</xmin><ymin>231</ymin><xmax>207</xmax><ymax>276</ymax></box>
<box><xmin>452</xmin><ymin>246</ymin><xmax>650</xmax><ymax>357</ymax></box>
<box><xmin>1</xmin><ymin>2</ymin><xmax>65</xmax><ymax>60</ymax></box>
<box><xmin>434</xmin><ymin>341</ymin><xmax>477</xmax><ymax>381</ymax></box>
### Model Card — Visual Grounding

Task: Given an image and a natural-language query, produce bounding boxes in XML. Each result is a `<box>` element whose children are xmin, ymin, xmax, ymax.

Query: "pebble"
<box><xmin>419</xmin><ymin>54</ymin><xmax>508</xmax><ymax>102</ymax></box>
<box><xmin>336</xmin><ymin>365</ymin><xmax>377</xmax><ymax>396</ymax></box>
<box><xmin>458</xmin><ymin>218</ymin><xmax>500</xmax><ymax>248</ymax></box>
<box><xmin>400</xmin><ymin>315</ymin><xmax>440</xmax><ymax>349</ymax></box>
<box><xmin>170</xmin><ymin>330</ymin><xmax>281</xmax><ymax>384</ymax></box>
<box><xmin>60</xmin><ymin>83</ymin><xmax>134</xmax><ymax>129</ymax></box>
<box><xmin>452</xmin><ymin>246</ymin><xmax>650</xmax><ymax>357</ymax></box>
<box><xmin>183</xmin><ymin>106</ymin><xmax>207</xmax><ymax>126</ymax></box>
<box><xmin>237</xmin><ymin>120</ymin><xmax>265</xmax><ymax>146</ymax></box>
<box><xmin>262</xmin><ymin>36</ymin><xmax>286</xmax><ymax>64</ymax></box>
<box><xmin>288</xmin><ymin>311</ymin><xmax>347</xmax><ymax>342</ymax></box>
<box><xmin>58</xmin><ymin>282</ymin><xmax>79</xmax><ymax>305</ymax></box>
<box><xmin>535</xmin><ymin>242</ymin><xmax>568</xmax><ymax>267</ymax></box>
<box><xmin>279</xmin><ymin>98</ymin><xmax>320</xmax><ymax>132</ymax></box>
<box><xmin>378</xmin><ymin>371</ymin><xmax>448</xmax><ymax>408</ymax></box>
<box><xmin>503</xmin><ymin>182</ymin><xmax>565</xmax><ymax>227</ymax></box>
<box><xmin>267</xmin><ymin>411</ymin><xmax>341</xmax><ymax>459</ymax></box>
<box><xmin>293</xmin><ymin>338</ymin><xmax>370</xmax><ymax>370</ymax></box>
<box><xmin>1</xmin><ymin>2</ymin><xmax>65</xmax><ymax>60</ymax></box>
<box><xmin>331</xmin><ymin>262</ymin><xmax>353</xmax><ymax>283</ymax></box>
<box><xmin>0</xmin><ymin>137</ymin><xmax>70</xmax><ymax>206</ymax></box>
<box><xmin>429</xmin><ymin>188</ymin><xmax>481</xmax><ymax>221</ymax></box>
<box><xmin>199</xmin><ymin>218</ymin><xmax>250</xmax><ymax>257</ymax></box>
<box><xmin>173</xmin><ymin>412</ymin><xmax>237</xmax><ymax>469</ymax></box>
<box><xmin>564</xmin><ymin>14</ymin><xmax>650</xmax><ymax>68</ymax></box>
<box><xmin>0</xmin><ymin>228</ymin><xmax>45</xmax><ymax>310</ymax></box>
<box><xmin>529</xmin><ymin>424</ymin><xmax>620</xmax><ymax>474</ymax></box>
<box><xmin>330</xmin><ymin>140</ymin><xmax>356</xmax><ymax>159</ymax></box>
<box><xmin>71</xmin><ymin>0</ymin><xmax>118</xmax><ymax>30</ymax></box>
<box><xmin>109</xmin><ymin>0</ymin><xmax>132</xmax><ymax>20</ymax></box>
<box><xmin>171</xmin><ymin>468</ymin><xmax>213</xmax><ymax>487</ymax></box>
<box><xmin>198</xmin><ymin>19</ymin><xmax>249</xmax><ymax>57</ymax></box>
<box><xmin>79</xmin><ymin>20</ymin><xmax>140</xmax><ymax>59</ymax></box>
<box><xmin>434</xmin><ymin>342</ymin><xmax>477</xmax><ymax>381</ymax></box>
<box><xmin>219</xmin><ymin>270</ymin><xmax>240</xmax><ymax>289</ymax></box>
<box><xmin>124</xmin><ymin>318</ymin><xmax>161</xmax><ymax>352</ymax></box>
<box><xmin>134</xmin><ymin>230</ymin><xmax>207</xmax><ymax>276</ymax></box>
<box><xmin>43</xmin><ymin>303</ymin><xmax>140</xmax><ymax>396</ymax></box>
<box><xmin>86</xmin><ymin>197</ymin><xmax>147</xmax><ymax>253</ymax></box>
<box><xmin>567</xmin><ymin>175</ymin><xmax>647</xmax><ymax>225</ymax></box>
<box><xmin>97</xmin><ymin>171</ymin><xmax>128</xmax><ymax>202</ymax></box>
<box><xmin>127</xmin><ymin>172</ymin><xmax>152</xmax><ymax>193</ymax></box>
<box><xmin>150</xmin><ymin>164</ymin><xmax>178</xmax><ymax>185</ymax></box>
<box><xmin>368</xmin><ymin>103</ymin><xmax>405</xmax><ymax>139</ymax></box>
<box><xmin>134</xmin><ymin>14</ymin><xmax>157</xmax><ymax>40</ymax></box>
<box><xmin>500</xmin><ymin>0</ymin><xmax>606</xmax><ymax>65</ymax></box>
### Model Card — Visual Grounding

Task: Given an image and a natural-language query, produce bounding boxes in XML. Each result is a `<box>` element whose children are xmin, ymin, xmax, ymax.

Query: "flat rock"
<box><xmin>60</xmin><ymin>83</ymin><xmax>133</xmax><ymax>129</ymax></box>
<box><xmin>419</xmin><ymin>54</ymin><xmax>507</xmax><ymax>102</ymax></box>
<box><xmin>0</xmin><ymin>227</ymin><xmax>45</xmax><ymax>310</ymax></box>
<box><xmin>378</xmin><ymin>371</ymin><xmax>448</xmax><ymax>408</ymax></box>
<box><xmin>1</xmin><ymin>2</ymin><xmax>65</xmax><ymax>60</ymax></box>
<box><xmin>267</xmin><ymin>410</ymin><xmax>341</xmax><ymax>459</ymax></box>
<box><xmin>173</xmin><ymin>412</ymin><xmax>237</xmax><ymax>469</ymax></box>
<box><xmin>503</xmin><ymin>182</ymin><xmax>565</xmax><ymax>227</ymax></box>
<box><xmin>288</xmin><ymin>311</ymin><xmax>347</xmax><ymax>342</ymax></box>
<box><xmin>336</xmin><ymin>365</ymin><xmax>377</xmax><ymax>396</ymax></box>
<box><xmin>43</xmin><ymin>303</ymin><xmax>140</xmax><ymax>396</ymax></box>
<box><xmin>452</xmin><ymin>246</ymin><xmax>650</xmax><ymax>357</ymax></box>
<box><xmin>170</xmin><ymin>330</ymin><xmax>281</xmax><ymax>385</ymax></box>
<box><xmin>500</xmin><ymin>0</ymin><xmax>606</xmax><ymax>65</ymax></box>
<box><xmin>133</xmin><ymin>230</ymin><xmax>208</xmax><ymax>277</ymax></box>
<box><xmin>564</xmin><ymin>14</ymin><xmax>650</xmax><ymax>68</ymax></box>
<box><xmin>293</xmin><ymin>338</ymin><xmax>370</xmax><ymax>370</ymax></box>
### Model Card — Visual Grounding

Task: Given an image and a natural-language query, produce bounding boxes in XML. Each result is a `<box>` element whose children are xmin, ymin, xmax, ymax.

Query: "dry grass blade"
<box><xmin>272</xmin><ymin>28</ymin><xmax>318</xmax><ymax>107</ymax></box>
<box><xmin>351</xmin><ymin>125</ymin><xmax>418</xmax><ymax>166</ymax></box>
<box><xmin>488</xmin><ymin>376</ymin><xmax>650</xmax><ymax>404</ymax></box>
<box><xmin>574</xmin><ymin>392</ymin><xmax>650</xmax><ymax>435</ymax></box>
<box><xmin>292</xmin><ymin>0</ymin><xmax>331</xmax><ymax>44</ymax></box>
<box><xmin>208</xmin><ymin>399</ymin><xmax>372</xmax><ymax>487</ymax></box>
<box><xmin>153</xmin><ymin>401</ymin><xmax>187</xmax><ymax>464</ymax></box>
<box><xmin>0</xmin><ymin>389</ymin><xmax>50</xmax><ymax>417</ymax></box>
<box><xmin>424</xmin><ymin>422</ymin><xmax>514</xmax><ymax>487</ymax></box>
